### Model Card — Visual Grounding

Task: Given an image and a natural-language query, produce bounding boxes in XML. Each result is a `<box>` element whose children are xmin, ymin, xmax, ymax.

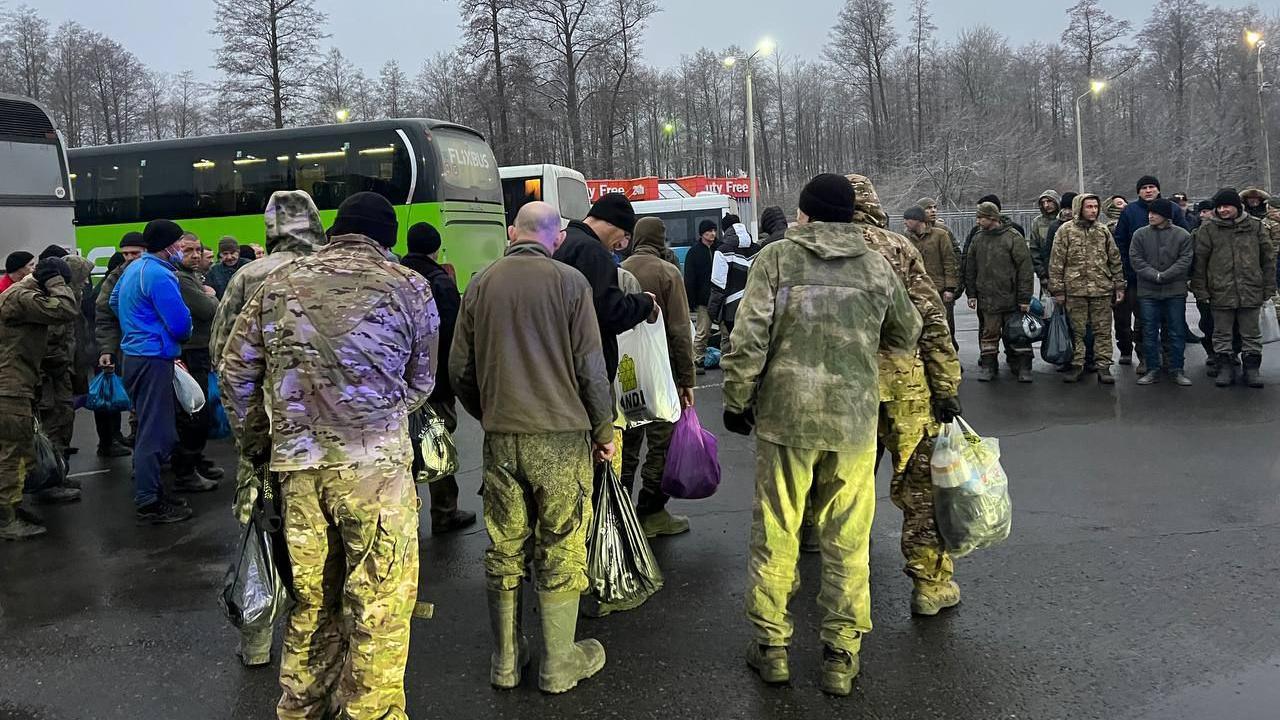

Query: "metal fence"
<box><xmin>886</xmin><ymin>209</ymin><xmax>1043</xmax><ymax>242</ymax></box>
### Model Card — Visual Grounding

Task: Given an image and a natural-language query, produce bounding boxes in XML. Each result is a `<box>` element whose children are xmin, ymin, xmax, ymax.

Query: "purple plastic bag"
<box><xmin>661</xmin><ymin>407</ymin><xmax>721</xmax><ymax>500</ymax></box>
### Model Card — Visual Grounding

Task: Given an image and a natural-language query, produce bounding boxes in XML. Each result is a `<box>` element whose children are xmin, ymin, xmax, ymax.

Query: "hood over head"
<box><xmin>1102</xmin><ymin>196</ymin><xmax>1123</xmax><ymax>220</ymax></box>
<box><xmin>264</xmin><ymin>190</ymin><xmax>324</xmax><ymax>254</ymax></box>
<box><xmin>845</xmin><ymin>174</ymin><xmax>888</xmax><ymax>228</ymax></box>
<box><xmin>632</xmin><ymin>216</ymin><xmax>667</xmax><ymax>253</ymax></box>
<box><xmin>65</xmin><ymin>255</ymin><xmax>95</xmax><ymax>288</ymax></box>
<box><xmin>1037</xmin><ymin>189</ymin><xmax>1062</xmax><ymax>214</ymax></box>
<box><xmin>1072</xmin><ymin>193</ymin><xmax>1101</xmax><ymax>225</ymax></box>
<box><xmin>760</xmin><ymin>206</ymin><xmax>789</xmax><ymax>236</ymax></box>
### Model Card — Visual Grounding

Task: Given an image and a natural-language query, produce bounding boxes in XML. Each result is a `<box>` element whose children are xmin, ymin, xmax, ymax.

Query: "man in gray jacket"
<box><xmin>1129</xmin><ymin>198</ymin><xmax>1194</xmax><ymax>386</ymax></box>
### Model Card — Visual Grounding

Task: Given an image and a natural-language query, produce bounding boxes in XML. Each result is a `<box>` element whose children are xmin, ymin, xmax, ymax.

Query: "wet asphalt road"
<box><xmin>2</xmin><ymin>303</ymin><xmax>1279</xmax><ymax>720</ymax></box>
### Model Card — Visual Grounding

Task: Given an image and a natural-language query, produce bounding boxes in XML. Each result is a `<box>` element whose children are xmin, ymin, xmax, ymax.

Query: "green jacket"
<box><xmin>177</xmin><ymin>266</ymin><xmax>218</xmax><ymax>352</ymax></box>
<box><xmin>722</xmin><ymin>221</ymin><xmax>922</xmax><ymax>452</ymax></box>
<box><xmin>40</xmin><ymin>256</ymin><xmax>94</xmax><ymax>373</ymax></box>
<box><xmin>0</xmin><ymin>276</ymin><xmax>80</xmax><ymax>399</ymax></box>
<box><xmin>1190</xmin><ymin>213</ymin><xmax>1277</xmax><ymax>309</ymax></box>
<box><xmin>1028</xmin><ymin>212</ymin><xmax>1058</xmax><ymax>280</ymax></box>
<box><xmin>963</xmin><ymin>219</ymin><xmax>1034</xmax><ymax>312</ymax></box>
<box><xmin>1047</xmin><ymin>194</ymin><xmax>1124</xmax><ymax>298</ymax></box>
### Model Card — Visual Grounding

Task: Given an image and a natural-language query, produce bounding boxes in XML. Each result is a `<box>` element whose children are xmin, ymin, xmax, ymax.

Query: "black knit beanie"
<box><xmin>106</xmin><ymin>251</ymin><xmax>126</xmax><ymax>274</ymax></box>
<box><xmin>698</xmin><ymin>219</ymin><xmax>717</xmax><ymax>235</ymax></box>
<box><xmin>329</xmin><ymin>191</ymin><xmax>400</xmax><ymax>248</ymax></box>
<box><xmin>799</xmin><ymin>173</ymin><xmax>857</xmax><ymax>223</ymax></box>
<box><xmin>1060</xmin><ymin>192</ymin><xmax>1079</xmax><ymax>211</ymax></box>
<box><xmin>1195</xmin><ymin>200</ymin><xmax>1213</xmax><ymax>212</ymax></box>
<box><xmin>142</xmin><ymin>219</ymin><xmax>185</xmax><ymax>253</ymax></box>
<box><xmin>1136</xmin><ymin>175</ymin><xmax>1160</xmax><ymax>193</ymax></box>
<box><xmin>720</xmin><ymin>214</ymin><xmax>740</xmax><ymax>232</ymax></box>
<box><xmin>120</xmin><ymin>231</ymin><xmax>146</xmax><ymax>249</ymax></box>
<box><xmin>5</xmin><ymin>251</ymin><xmax>33</xmax><ymax>275</ymax></box>
<box><xmin>978</xmin><ymin>194</ymin><xmax>1002</xmax><ymax>210</ymax></box>
<box><xmin>407</xmin><ymin>222</ymin><xmax>442</xmax><ymax>255</ymax></box>
<box><xmin>1148</xmin><ymin>198</ymin><xmax>1175</xmax><ymax>220</ymax></box>
<box><xmin>39</xmin><ymin>244</ymin><xmax>69</xmax><ymax>260</ymax></box>
<box><xmin>1211</xmin><ymin>188</ymin><xmax>1243</xmax><ymax>214</ymax></box>
<box><xmin>903</xmin><ymin>206</ymin><xmax>928</xmax><ymax>223</ymax></box>
<box><xmin>588</xmin><ymin>192</ymin><xmax>637</xmax><ymax>234</ymax></box>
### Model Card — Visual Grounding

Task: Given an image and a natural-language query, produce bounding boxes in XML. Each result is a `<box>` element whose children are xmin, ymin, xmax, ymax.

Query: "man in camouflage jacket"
<box><xmin>963</xmin><ymin>202</ymin><xmax>1035</xmax><ymax>381</ymax></box>
<box><xmin>1048</xmin><ymin>193</ymin><xmax>1125</xmax><ymax>383</ymax></box>
<box><xmin>220</xmin><ymin>192</ymin><xmax>439</xmax><ymax>720</ymax></box>
<box><xmin>723</xmin><ymin>174</ymin><xmax>921</xmax><ymax>697</ymax></box>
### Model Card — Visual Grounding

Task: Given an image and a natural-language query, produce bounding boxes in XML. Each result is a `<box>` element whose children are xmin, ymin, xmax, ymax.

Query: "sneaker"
<box><xmin>1171</xmin><ymin>370</ymin><xmax>1193</xmax><ymax>386</ymax></box>
<box><xmin>136</xmin><ymin>500</ymin><xmax>194</xmax><ymax>525</ymax></box>
<box><xmin>820</xmin><ymin>645</ymin><xmax>860</xmax><ymax>697</ymax></box>
<box><xmin>431</xmin><ymin>509</ymin><xmax>477</xmax><ymax>535</ymax></box>
<box><xmin>33</xmin><ymin>486</ymin><xmax>81</xmax><ymax>505</ymax></box>
<box><xmin>196</xmin><ymin>459</ymin><xmax>225</xmax><ymax>480</ymax></box>
<box><xmin>1136</xmin><ymin>371</ymin><xmax>1160</xmax><ymax>385</ymax></box>
<box><xmin>97</xmin><ymin>442</ymin><xmax>132</xmax><ymax>458</ymax></box>
<box><xmin>746</xmin><ymin>643</ymin><xmax>790</xmax><ymax>685</ymax></box>
<box><xmin>639</xmin><ymin>509</ymin><xmax>690</xmax><ymax>538</ymax></box>
<box><xmin>174</xmin><ymin>473</ymin><xmax>219</xmax><ymax>493</ymax></box>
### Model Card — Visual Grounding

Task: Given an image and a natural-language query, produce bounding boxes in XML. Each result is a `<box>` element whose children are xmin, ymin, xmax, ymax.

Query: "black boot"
<box><xmin>975</xmin><ymin>356</ymin><xmax>996</xmax><ymax>382</ymax></box>
<box><xmin>1215</xmin><ymin>354</ymin><xmax>1238</xmax><ymax>387</ymax></box>
<box><xmin>1016</xmin><ymin>355</ymin><xmax>1033</xmax><ymax>383</ymax></box>
<box><xmin>1243</xmin><ymin>354</ymin><xmax>1264</xmax><ymax>388</ymax></box>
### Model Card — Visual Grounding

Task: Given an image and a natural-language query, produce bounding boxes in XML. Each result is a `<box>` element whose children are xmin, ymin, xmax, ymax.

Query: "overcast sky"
<box><xmin>18</xmin><ymin>0</ymin><xmax>1280</xmax><ymax>80</ymax></box>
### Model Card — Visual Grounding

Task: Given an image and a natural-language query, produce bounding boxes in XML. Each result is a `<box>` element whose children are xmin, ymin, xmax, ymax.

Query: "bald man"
<box><xmin>450</xmin><ymin>201</ymin><xmax>615</xmax><ymax>694</ymax></box>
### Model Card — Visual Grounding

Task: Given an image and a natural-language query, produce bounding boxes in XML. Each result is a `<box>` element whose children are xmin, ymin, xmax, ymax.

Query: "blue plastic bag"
<box><xmin>85</xmin><ymin>370</ymin><xmax>130</xmax><ymax>412</ymax></box>
<box><xmin>208</xmin><ymin>373</ymin><xmax>232</xmax><ymax>440</ymax></box>
<box><xmin>703</xmin><ymin>346</ymin><xmax>723</xmax><ymax>369</ymax></box>
<box><xmin>661</xmin><ymin>407</ymin><xmax>720</xmax><ymax>500</ymax></box>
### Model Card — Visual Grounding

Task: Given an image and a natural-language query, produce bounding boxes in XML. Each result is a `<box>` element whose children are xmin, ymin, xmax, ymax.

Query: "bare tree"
<box><xmin>211</xmin><ymin>0</ymin><xmax>328</xmax><ymax>129</ymax></box>
<box><xmin>458</xmin><ymin>0</ymin><xmax>515</xmax><ymax>158</ymax></box>
<box><xmin>908</xmin><ymin>0</ymin><xmax>936</xmax><ymax>151</ymax></box>
<box><xmin>171</xmin><ymin>71</ymin><xmax>204</xmax><ymax>138</ymax></box>
<box><xmin>312</xmin><ymin>47</ymin><xmax>358</xmax><ymax>124</ymax></box>
<box><xmin>379</xmin><ymin>60</ymin><xmax>408</xmax><ymax>118</ymax></box>
<box><xmin>1</xmin><ymin>4</ymin><xmax>50</xmax><ymax>100</ymax></box>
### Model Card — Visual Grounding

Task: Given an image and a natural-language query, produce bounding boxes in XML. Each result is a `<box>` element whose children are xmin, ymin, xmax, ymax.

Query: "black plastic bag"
<box><xmin>1041</xmin><ymin>305</ymin><xmax>1074</xmax><ymax>365</ymax></box>
<box><xmin>409</xmin><ymin>406</ymin><xmax>458</xmax><ymax>483</ymax></box>
<box><xmin>586</xmin><ymin>463</ymin><xmax>663</xmax><ymax>607</ymax></box>
<box><xmin>1003</xmin><ymin>311</ymin><xmax>1045</xmax><ymax>346</ymax></box>
<box><xmin>220</xmin><ymin>464</ymin><xmax>291</xmax><ymax>628</ymax></box>
<box><xmin>23</xmin><ymin>419</ymin><xmax>67</xmax><ymax>493</ymax></box>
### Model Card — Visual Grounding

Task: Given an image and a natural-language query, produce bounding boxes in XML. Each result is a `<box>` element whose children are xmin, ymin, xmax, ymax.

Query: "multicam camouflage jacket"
<box><xmin>722</xmin><ymin>221</ymin><xmax>922</xmax><ymax>452</ymax></box>
<box><xmin>1048</xmin><ymin>193</ymin><xmax>1125</xmax><ymax>298</ymax></box>
<box><xmin>846</xmin><ymin>174</ymin><xmax>962</xmax><ymax>402</ymax></box>
<box><xmin>218</xmin><ymin>233</ymin><xmax>440</xmax><ymax>471</ymax></box>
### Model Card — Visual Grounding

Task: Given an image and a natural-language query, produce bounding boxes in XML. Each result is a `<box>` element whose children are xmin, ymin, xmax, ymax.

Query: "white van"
<box><xmin>500</xmin><ymin>164</ymin><xmax>591</xmax><ymax>228</ymax></box>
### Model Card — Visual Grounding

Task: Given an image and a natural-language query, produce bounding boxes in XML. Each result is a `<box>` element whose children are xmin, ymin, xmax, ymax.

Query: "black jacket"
<box><xmin>554</xmin><ymin>220</ymin><xmax>655</xmax><ymax>380</ymax></box>
<box><xmin>707</xmin><ymin>223</ymin><xmax>761</xmax><ymax>326</ymax></box>
<box><xmin>683</xmin><ymin>241</ymin><xmax>714</xmax><ymax>308</ymax></box>
<box><xmin>402</xmin><ymin>252</ymin><xmax>461</xmax><ymax>404</ymax></box>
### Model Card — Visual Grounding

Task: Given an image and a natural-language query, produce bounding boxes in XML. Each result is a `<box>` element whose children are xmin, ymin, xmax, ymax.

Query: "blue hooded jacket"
<box><xmin>109</xmin><ymin>253</ymin><xmax>193</xmax><ymax>359</ymax></box>
<box><xmin>1113</xmin><ymin>196</ymin><xmax>1192</xmax><ymax>284</ymax></box>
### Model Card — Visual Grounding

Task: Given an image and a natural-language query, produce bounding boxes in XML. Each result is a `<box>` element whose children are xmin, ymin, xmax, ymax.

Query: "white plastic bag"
<box><xmin>1261</xmin><ymin>299</ymin><xmax>1280</xmax><ymax>345</ymax></box>
<box><xmin>174</xmin><ymin>361</ymin><xmax>206</xmax><ymax>414</ymax></box>
<box><xmin>615</xmin><ymin>308</ymin><xmax>680</xmax><ymax>428</ymax></box>
<box><xmin>930</xmin><ymin>418</ymin><xmax>1012</xmax><ymax>557</ymax></box>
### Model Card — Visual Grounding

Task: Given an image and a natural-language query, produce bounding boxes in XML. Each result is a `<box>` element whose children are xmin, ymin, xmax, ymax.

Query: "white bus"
<box><xmin>0</xmin><ymin>93</ymin><xmax>76</xmax><ymax>261</ymax></box>
<box><xmin>633</xmin><ymin>193</ymin><xmax>737</xmax><ymax>266</ymax></box>
<box><xmin>500</xmin><ymin>164</ymin><xmax>591</xmax><ymax>228</ymax></box>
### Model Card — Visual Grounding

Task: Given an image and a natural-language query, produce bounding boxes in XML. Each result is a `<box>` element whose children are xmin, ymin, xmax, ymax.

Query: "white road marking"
<box><xmin>68</xmin><ymin>469</ymin><xmax>111</xmax><ymax>479</ymax></box>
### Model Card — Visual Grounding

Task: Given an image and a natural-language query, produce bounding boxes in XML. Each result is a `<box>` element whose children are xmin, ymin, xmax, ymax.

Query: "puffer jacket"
<box><xmin>1191</xmin><ymin>213</ymin><xmax>1277</xmax><ymax>309</ymax></box>
<box><xmin>962</xmin><ymin>218</ymin><xmax>1033</xmax><ymax>312</ymax></box>
<box><xmin>707</xmin><ymin>222</ymin><xmax>760</xmax><ymax>326</ymax></box>
<box><xmin>1047</xmin><ymin>193</ymin><xmax>1125</xmax><ymax>298</ymax></box>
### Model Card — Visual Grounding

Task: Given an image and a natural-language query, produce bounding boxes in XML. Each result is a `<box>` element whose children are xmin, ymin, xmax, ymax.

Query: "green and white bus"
<box><xmin>68</xmin><ymin>119</ymin><xmax>505</xmax><ymax>288</ymax></box>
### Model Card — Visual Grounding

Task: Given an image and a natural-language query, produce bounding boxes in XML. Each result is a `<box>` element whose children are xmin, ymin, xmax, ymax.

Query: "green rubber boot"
<box><xmin>238</xmin><ymin>623</ymin><xmax>273</xmax><ymax>667</ymax></box>
<box><xmin>911</xmin><ymin>580</ymin><xmax>962</xmax><ymax>616</ymax></box>
<box><xmin>537</xmin><ymin>591</ymin><xmax>605</xmax><ymax>694</ymax></box>
<box><xmin>639</xmin><ymin>509</ymin><xmax>690</xmax><ymax>538</ymax></box>
<box><xmin>746</xmin><ymin>643</ymin><xmax>790</xmax><ymax>684</ymax></box>
<box><xmin>488</xmin><ymin>587</ymin><xmax>530</xmax><ymax>689</ymax></box>
<box><xmin>821</xmin><ymin>645</ymin><xmax>860</xmax><ymax>696</ymax></box>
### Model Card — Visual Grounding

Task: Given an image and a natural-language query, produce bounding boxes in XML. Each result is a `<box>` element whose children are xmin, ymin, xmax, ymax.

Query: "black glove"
<box><xmin>931</xmin><ymin>395</ymin><xmax>963</xmax><ymax>424</ymax></box>
<box><xmin>723</xmin><ymin>408</ymin><xmax>755</xmax><ymax>436</ymax></box>
<box><xmin>33</xmin><ymin>257</ymin><xmax>70</xmax><ymax>289</ymax></box>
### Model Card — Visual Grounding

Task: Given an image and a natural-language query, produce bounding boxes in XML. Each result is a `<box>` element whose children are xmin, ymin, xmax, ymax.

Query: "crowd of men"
<box><xmin>1</xmin><ymin>166</ymin><xmax>1277</xmax><ymax>715</ymax></box>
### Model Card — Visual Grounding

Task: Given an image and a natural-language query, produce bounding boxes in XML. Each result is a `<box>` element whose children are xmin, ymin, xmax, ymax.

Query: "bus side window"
<box><xmin>95</xmin><ymin>158</ymin><xmax>142</xmax><ymax>225</ymax></box>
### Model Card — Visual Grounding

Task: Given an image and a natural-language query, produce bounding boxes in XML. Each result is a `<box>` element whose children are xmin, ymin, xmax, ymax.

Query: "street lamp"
<box><xmin>723</xmin><ymin>37</ymin><xmax>775</xmax><ymax>238</ymax></box>
<box><xmin>1074</xmin><ymin>80</ymin><xmax>1107</xmax><ymax>192</ymax></box>
<box><xmin>1247</xmin><ymin>30</ymin><xmax>1272</xmax><ymax>193</ymax></box>
<box><xmin>661</xmin><ymin>121</ymin><xmax>676</xmax><ymax>178</ymax></box>
<box><xmin>335</xmin><ymin>108</ymin><xmax>351</xmax><ymax>123</ymax></box>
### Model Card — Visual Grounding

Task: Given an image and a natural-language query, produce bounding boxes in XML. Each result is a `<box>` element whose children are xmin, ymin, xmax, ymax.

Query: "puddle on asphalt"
<box><xmin>1137</xmin><ymin>657</ymin><xmax>1280</xmax><ymax>720</ymax></box>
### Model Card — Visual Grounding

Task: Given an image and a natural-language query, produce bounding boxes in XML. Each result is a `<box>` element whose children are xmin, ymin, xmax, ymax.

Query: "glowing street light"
<box><xmin>1075</xmin><ymin>79</ymin><xmax>1109</xmax><ymax>191</ymax></box>
<box><xmin>721</xmin><ymin>38</ymin><xmax>776</xmax><ymax>237</ymax></box>
<box><xmin>335</xmin><ymin>108</ymin><xmax>351</xmax><ymax>123</ymax></box>
<box><xmin>1247</xmin><ymin>29</ymin><xmax>1263</xmax><ymax>48</ymax></box>
<box><xmin>662</xmin><ymin>122</ymin><xmax>676</xmax><ymax>136</ymax></box>
<box><xmin>1246</xmin><ymin>30</ymin><xmax>1272</xmax><ymax>191</ymax></box>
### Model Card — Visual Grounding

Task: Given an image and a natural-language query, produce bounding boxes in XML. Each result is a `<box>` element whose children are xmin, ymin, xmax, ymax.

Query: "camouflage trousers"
<box><xmin>482</xmin><ymin>432</ymin><xmax>594</xmax><ymax>594</ymax></box>
<box><xmin>276</xmin><ymin>457</ymin><xmax>419</xmax><ymax>720</ymax></box>
<box><xmin>621</xmin><ymin>420</ymin><xmax>675</xmax><ymax>516</ymax></box>
<box><xmin>1066</xmin><ymin>296</ymin><xmax>1115</xmax><ymax>369</ymax></box>
<box><xmin>36</xmin><ymin>368</ymin><xmax>74</xmax><ymax>454</ymax></box>
<box><xmin>878</xmin><ymin>399</ymin><xmax>953</xmax><ymax>585</ymax></box>
<box><xmin>0</xmin><ymin>396</ymin><xmax>34</xmax><ymax>507</ymax></box>
<box><xmin>746</xmin><ymin>440</ymin><xmax>877</xmax><ymax>655</ymax></box>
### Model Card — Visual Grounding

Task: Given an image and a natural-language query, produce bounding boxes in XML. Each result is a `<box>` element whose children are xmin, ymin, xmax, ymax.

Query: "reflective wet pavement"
<box><xmin>2</xmin><ymin>305</ymin><xmax>1279</xmax><ymax>719</ymax></box>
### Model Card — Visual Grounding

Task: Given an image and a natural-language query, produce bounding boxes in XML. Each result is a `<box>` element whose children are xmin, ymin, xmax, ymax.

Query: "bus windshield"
<box><xmin>434</xmin><ymin>130</ymin><xmax>501</xmax><ymax>204</ymax></box>
<box><xmin>1</xmin><ymin>140</ymin><xmax>66</xmax><ymax>198</ymax></box>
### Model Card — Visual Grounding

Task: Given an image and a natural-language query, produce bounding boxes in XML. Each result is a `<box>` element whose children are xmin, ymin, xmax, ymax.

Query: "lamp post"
<box><xmin>335</xmin><ymin>108</ymin><xmax>351</xmax><ymax>123</ymax></box>
<box><xmin>1074</xmin><ymin>79</ymin><xmax>1107</xmax><ymax>192</ymax></box>
<box><xmin>1247</xmin><ymin>30</ymin><xmax>1272</xmax><ymax>193</ymax></box>
<box><xmin>724</xmin><ymin>38</ymin><xmax>775</xmax><ymax>238</ymax></box>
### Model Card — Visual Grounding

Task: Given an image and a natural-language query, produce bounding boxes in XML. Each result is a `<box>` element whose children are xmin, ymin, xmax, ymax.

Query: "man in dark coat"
<box><xmin>402</xmin><ymin>222</ymin><xmax>475</xmax><ymax>534</ymax></box>
<box><xmin>553</xmin><ymin>193</ymin><xmax>656</xmax><ymax>382</ymax></box>
<box><xmin>684</xmin><ymin>219</ymin><xmax>717</xmax><ymax>373</ymax></box>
